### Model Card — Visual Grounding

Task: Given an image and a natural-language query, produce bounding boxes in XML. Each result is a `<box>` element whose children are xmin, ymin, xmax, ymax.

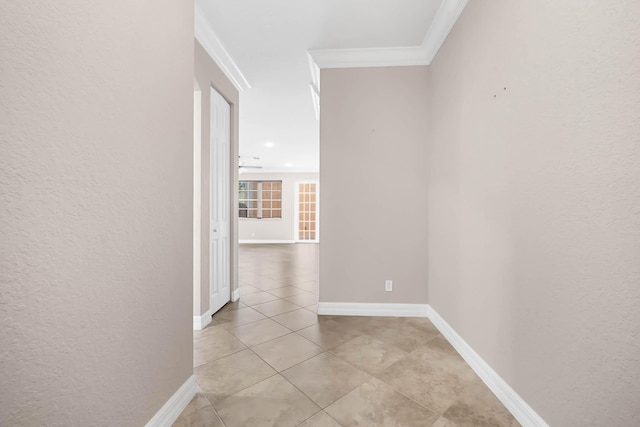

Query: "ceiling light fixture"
<box><xmin>264</xmin><ymin>141</ymin><xmax>275</xmax><ymax>148</ymax></box>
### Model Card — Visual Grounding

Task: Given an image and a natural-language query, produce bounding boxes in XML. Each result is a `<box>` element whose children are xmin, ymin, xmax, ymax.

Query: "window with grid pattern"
<box><xmin>297</xmin><ymin>182</ymin><xmax>317</xmax><ymax>241</ymax></box>
<box><xmin>239</xmin><ymin>181</ymin><xmax>282</xmax><ymax>219</ymax></box>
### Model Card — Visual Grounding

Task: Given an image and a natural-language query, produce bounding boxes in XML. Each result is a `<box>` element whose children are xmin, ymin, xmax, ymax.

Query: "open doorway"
<box><xmin>235</xmin><ymin>173</ymin><xmax>320</xmax><ymax>315</ymax></box>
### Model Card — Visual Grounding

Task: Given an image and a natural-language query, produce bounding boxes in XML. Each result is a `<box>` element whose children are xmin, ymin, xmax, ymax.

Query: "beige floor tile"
<box><xmin>239</xmin><ymin>291</ymin><xmax>280</xmax><ymax>306</ymax></box>
<box><xmin>193</xmin><ymin>323</ymin><xmax>227</xmax><ymax>340</ymax></box>
<box><xmin>220</xmin><ymin>300</ymin><xmax>247</xmax><ymax>313</ymax></box>
<box><xmin>442</xmin><ymin>382</ymin><xmax>519</xmax><ymax>427</ymax></box>
<box><xmin>400</xmin><ymin>317</ymin><xmax>441</xmax><ymax>335</ymax></box>
<box><xmin>272</xmin><ymin>308</ymin><xmax>318</xmax><ymax>331</ymax></box>
<box><xmin>432</xmin><ymin>416</ymin><xmax>458</xmax><ymax>427</ymax></box>
<box><xmin>195</xmin><ymin>349</ymin><xmax>276</xmax><ymax>404</ymax></box>
<box><xmin>177</xmin><ymin>245</ymin><xmax>509</xmax><ymax>427</ymax></box>
<box><xmin>212</xmin><ymin>306</ymin><xmax>267</xmax><ymax>329</ymax></box>
<box><xmin>358</xmin><ymin>320</ymin><xmax>440</xmax><ymax>352</ymax></box>
<box><xmin>230</xmin><ymin>318</ymin><xmax>291</xmax><ymax>347</ymax></box>
<box><xmin>326</xmin><ymin>378</ymin><xmax>439</xmax><ymax>427</ymax></box>
<box><xmin>330</xmin><ymin>335</ymin><xmax>408</xmax><ymax>375</ymax></box>
<box><xmin>251</xmin><ymin>299</ymin><xmax>300</xmax><ymax>317</ymax></box>
<box><xmin>193</xmin><ymin>328</ymin><xmax>246</xmax><ymax>367</ymax></box>
<box><xmin>375</xmin><ymin>352</ymin><xmax>464</xmax><ymax>413</ymax></box>
<box><xmin>296</xmin><ymin>321</ymin><xmax>362</xmax><ymax>350</ymax></box>
<box><xmin>411</xmin><ymin>335</ymin><xmax>483</xmax><ymax>385</ymax></box>
<box><xmin>238</xmin><ymin>275</ymin><xmax>264</xmax><ymax>286</ymax></box>
<box><xmin>274</xmin><ymin>274</ymin><xmax>311</xmax><ymax>286</ymax></box>
<box><xmin>295</xmin><ymin>280</ymin><xmax>320</xmax><ymax>293</ymax></box>
<box><xmin>248</xmin><ymin>277</ymin><xmax>289</xmax><ymax>291</ymax></box>
<box><xmin>318</xmin><ymin>315</ymin><xmax>370</xmax><ymax>332</ymax></box>
<box><xmin>284</xmin><ymin>292</ymin><xmax>318</xmax><ymax>307</ymax></box>
<box><xmin>267</xmin><ymin>286</ymin><xmax>308</xmax><ymax>298</ymax></box>
<box><xmin>171</xmin><ymin>392</ymin><xmax>224</xmax><ymax>427</ymax></box>
<box><xmin>297</xmin><ymin>411</ymin><xmax>342</xmax><ymax>427</ymax></box>
<box><xmin>238</xmin><ymin>285</ymin><xmax>262</xmax><ymax>296</ymax></box>
<box><xmin>172</xmin><ymin>389</ymin><xmax>209</xmax><ymax>416</ymax></box>
<box><xmin>282</xmin><ymin>353</ymin><xmax>371</xmax><ymax>408</ymax></box>
<box><xmin>215</xmin><ymin>375</ymin><xmax>320</xmax><ymax>427</ymax></box>
<box><xmin>251</xmin><ymin>333</ymin><xmax>323</xmax><ymax>371</ymax></box>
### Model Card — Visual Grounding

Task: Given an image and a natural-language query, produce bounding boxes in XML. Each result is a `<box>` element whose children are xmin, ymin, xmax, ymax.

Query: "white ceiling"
<box><xmin>196</xmin><ymin>0</ymin><xmax>456</xmax><ymax>173</ymax></box>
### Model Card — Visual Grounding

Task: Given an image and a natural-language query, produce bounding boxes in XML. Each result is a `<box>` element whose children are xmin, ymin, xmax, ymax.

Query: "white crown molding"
<box><xmin>193</xmin><ymin>308</ymin><xmax>212</xmax><ymax>331</ymax></box>
<box><xmin>426</xmin><ymin>305</ymin><xmax>549</xmax><ymax>427</ymax></box>
<box><xmin>195</xmin><ymin>4</ymin><xmax>250</xmax><ymax>92</ymax></box>
<box><xmin>145</xmin><ymin>375</ymin><xmax>197</xmax><ymax>427</ymax></box>
<box><xmin>308</xmin><ymin>0</ymin><xmax>468</xmax><ymax>69</ymax></box>
<box><xmin>421</xmin><ymin>0</ymin><xmax>469</xmax><ymax>63</ymax></box>
<box><xmin>317</xmin><ymin>302</ymin><xmax>429</xmax><ymax>317</ymax></box>
<box><xmin>308</xmin><ymin>46</ymin><xmax>428</xmax><ymax>69</ymax></box>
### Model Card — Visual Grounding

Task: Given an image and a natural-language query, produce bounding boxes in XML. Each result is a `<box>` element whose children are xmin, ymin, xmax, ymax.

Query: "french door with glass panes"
<box><xmin>295</xmin><ymin>181</ymin><xmax>319</xmax><ymax>242</ymax></box>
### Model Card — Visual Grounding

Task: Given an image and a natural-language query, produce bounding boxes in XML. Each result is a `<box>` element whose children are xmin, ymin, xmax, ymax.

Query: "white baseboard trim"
<box><xmin>145</xmin><ymin>375</ymin><xmax>197</xmax><ymax>427</ymax></box>
<box><xmin>426</xmin><ymin>305</ymin><xmax>549</xmax><ymax>427</ymax></box>
<box><xmin>193</xmin><ymin>309</ymin><xmax>212</xmax><ymax>331</ymax></box>
<box><xmin>317</xmin><ymin>302</ymin><xmax>429</xmax><ymax>317</ymax></box>
<box><xmin>239</xmin><ymin>239</ymin><xmax>295</xmax><ymax>244</ymax></box>
<box><xmin>231</xmin><ymin>288</ymin><xmax>240</xmax><ymax>302</ymax></box>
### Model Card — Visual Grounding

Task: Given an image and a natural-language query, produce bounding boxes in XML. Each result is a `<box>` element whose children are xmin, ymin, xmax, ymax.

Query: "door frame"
<box><xmin>193</xmin><ymin>82</ymin><xmax>203</xmax><ymax>329</ymax></box>
<box><xmin>193</xmin><ymin>79</ymin><xmax>239</xmax><ymax>331</ymax></box>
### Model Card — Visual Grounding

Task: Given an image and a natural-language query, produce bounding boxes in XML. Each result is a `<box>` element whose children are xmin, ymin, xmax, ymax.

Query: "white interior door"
<box><xmin>209</xmin><ymin>87</ymin><xmax>231</xmax><ymax>314</ymax></box>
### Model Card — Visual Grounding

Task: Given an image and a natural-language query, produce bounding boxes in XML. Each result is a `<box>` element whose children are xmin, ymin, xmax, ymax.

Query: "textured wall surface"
<box><xmin>238</xmin><ymin>172</ymin><xmax>319</xmax><ymax>242</ymax></box>
<box><xmin>320</xmin><ymin>66</ymin><xmax>429</xmax><ymax>304</ymax></box>
<box><xmin>427</xmin><ymin>1</ymin><xmax>640</xmax><ymax>425</ymax></box>
<box><xmin>1</xmin><ymin>2</ymin><xmax>194</xmax><ymax>425</ymax></box>
<box><xmin>194</xmin><ymin>41</ymin><xmax>240</xmax><ymax>317</ymax></box>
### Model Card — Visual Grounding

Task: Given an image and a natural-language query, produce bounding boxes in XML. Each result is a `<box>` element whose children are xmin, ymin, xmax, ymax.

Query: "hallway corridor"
<box><xmin>174</xmin><ymin>244</ymin><xmax>518</xmax><ymax>427</ymax></box>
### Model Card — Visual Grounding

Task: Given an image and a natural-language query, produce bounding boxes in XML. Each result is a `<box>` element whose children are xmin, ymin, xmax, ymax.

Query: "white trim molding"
<box><xmin>145</xmin><ymin>375</ymin><xmax>197</xmax><ymax>427</ymax></box>
<box><xmin>309</xmin><ymin>46</ymin><xmax>429</xmax><ymax>69</ymax></box>
<box><xmin>231</xmin><ymin>288</ymin><xmax>240</xmax><ymax>302</ymax></box>
<box><xmin>195</xmin><ymin>4</ymin><xmax>250</xmax><ymax>92</ymax></box>
<box><xmin>308</xmin><ymin>0</ymin><xmax>468</xmax><ymax>69</ymax></box>
<box><xmin>307</xmin><ymin>52</ymin><xmax>320</xmax><ymax>120</ymax></box>
<box><xmin>193</xmin><ymin>309</ymin><xmax>213</xmax><ymax>331</ymax></box>
<box><xmin>239</xmin><ymin>239</ymin><xmax>296</xmax><ymax>244</ymax></box>
<box><xmin>420</xmin><ymin>0</ymin><xmax>469</xmax><ymax>64</ymax></box>
<box><xmin>426</xmin><ymin>305</ymin><xmax>549</xmax><ymax>427</ymax></box>
<box><xmin>317</xmin><ymin>302</ymin><xmax>428</xmax><ymax>317</ymax></box>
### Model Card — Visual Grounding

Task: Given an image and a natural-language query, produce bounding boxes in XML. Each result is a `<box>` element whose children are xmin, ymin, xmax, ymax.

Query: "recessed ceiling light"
<box><xmin>284</xmin><ymin>162</ymin><xmax>293</xmax><ymax>168</ymax></box>
<box><xmin>264</xmin><ymin>141</ymin><xmax>275</xmax><ymax>148</ymax></box>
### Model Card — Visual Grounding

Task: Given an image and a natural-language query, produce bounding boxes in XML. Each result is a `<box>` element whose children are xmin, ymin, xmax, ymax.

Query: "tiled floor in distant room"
<box><xmin>174</xmin><ymin>243</ymin><xmax>519</xmax><ymax>427</ymax></box>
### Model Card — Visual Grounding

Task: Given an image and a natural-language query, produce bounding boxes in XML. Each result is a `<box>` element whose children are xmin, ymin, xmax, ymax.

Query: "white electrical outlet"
<box><xmin>385</xmin><ymin>280</ymin><xmax>393</xmax><ymax>292</ymax></box>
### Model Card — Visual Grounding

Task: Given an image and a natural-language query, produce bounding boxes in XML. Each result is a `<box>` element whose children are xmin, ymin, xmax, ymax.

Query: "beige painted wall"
<box><xmin>239</xmin><ymin>172</ymin><xmax>319</xmax><ymax>242</ymax></box>
<box><xmin>427</xmin><ymin>1</ymin><xmax>640</xmax><ymax>425</ymax></box>
<box><xmin>320</xmin><ymin>66</ymin><xmax>429</xmax><ymax>304</ymax></box>
<box><xmin>0</xmin><ymin>1</ymin><xmax>194</xmax><ymax>425</ymax></box>
<box><xmin>194</xmin><ymin>41</ymin><xmax>240</xmax><ymax>317</ymax></box>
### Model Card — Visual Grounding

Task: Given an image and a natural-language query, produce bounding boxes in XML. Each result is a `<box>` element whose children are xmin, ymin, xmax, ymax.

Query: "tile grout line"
<box><xmin>313</xmin><ymin>330</ymin><xmax>450</xmax><ymax>418</ymax></box>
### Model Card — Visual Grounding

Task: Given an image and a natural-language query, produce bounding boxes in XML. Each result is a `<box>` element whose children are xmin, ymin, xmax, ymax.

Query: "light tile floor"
<box><xmin>174</xmin><ymin>244</ymin><xmax>519</xmax><ymax>427</ymax></box>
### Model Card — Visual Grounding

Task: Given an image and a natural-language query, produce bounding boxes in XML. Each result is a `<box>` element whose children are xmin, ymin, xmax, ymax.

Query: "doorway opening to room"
<box><xmin>236</xmin><ymin>175</ymin><xmax>320</xmax><ymax>317</ymax></box>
